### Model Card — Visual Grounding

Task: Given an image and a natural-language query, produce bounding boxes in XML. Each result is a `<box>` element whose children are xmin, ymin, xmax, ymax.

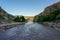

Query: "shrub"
<box><xmin>36</xmin><ymin>9</ymin><xmax>60</xmax><ymax>22</ymax></box>
<box><xmin>14</xmin><ymin>16</ymin><xmax>25</xmax><ymax>22</ymax></box>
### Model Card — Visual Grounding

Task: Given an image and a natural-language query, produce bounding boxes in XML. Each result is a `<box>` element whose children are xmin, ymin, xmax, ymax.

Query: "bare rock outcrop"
<box><xmin>0</xmin><ymin>7</ymin><xmax>15</xmax><ymax>24</ymax></box>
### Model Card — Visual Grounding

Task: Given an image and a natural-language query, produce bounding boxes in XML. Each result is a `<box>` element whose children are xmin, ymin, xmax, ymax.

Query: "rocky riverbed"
<box><xmin>42</xmin><ymin>20</ymin><xmax>60</xmax><ymax>31</ymax></box>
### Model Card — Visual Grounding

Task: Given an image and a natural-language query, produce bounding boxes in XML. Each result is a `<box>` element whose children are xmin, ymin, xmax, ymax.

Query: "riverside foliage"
<box><xmin>14</xmin><ymin>16</ymin><xmax>26</xmax><ymax>22</ymax></box>
<box><xmin>35</xmin><ymin>9</ymin><xmax>60</xmax><ymax>23</ymax></box>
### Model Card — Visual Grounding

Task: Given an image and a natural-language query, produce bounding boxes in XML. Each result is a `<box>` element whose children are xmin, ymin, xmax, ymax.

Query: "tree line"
<box><xmin>14</xmin><ymin>16</ymin><xmax>26</xmax><ymax>22</ymax></box>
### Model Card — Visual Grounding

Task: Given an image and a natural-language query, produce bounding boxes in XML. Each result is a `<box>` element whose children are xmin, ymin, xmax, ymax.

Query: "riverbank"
<box><xmin>42</xmin><ymin>20</ymin><xmax>60</xmax><ymax>31</ymax></box>
<box><xmin>0</xmin><ymin>22</ymin><xmax>25</xmax><ymax>31</ymax></box>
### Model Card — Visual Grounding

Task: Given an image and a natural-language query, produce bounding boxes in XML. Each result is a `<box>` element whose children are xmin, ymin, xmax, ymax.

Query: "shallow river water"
<box><xmin>0</xmin><ymin>22</ymin><xmax>60</xmax><ymax>40</ymax></box>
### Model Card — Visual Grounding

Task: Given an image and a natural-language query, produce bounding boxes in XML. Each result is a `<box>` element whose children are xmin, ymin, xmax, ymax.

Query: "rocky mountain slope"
<box><xmin>0</xmin><ymin>7</ymin><xmax>15</xmax><ymax>24</ymax></box>
<box><xmin>34</xmin><ymin>2</ymin><xmax>60</xmax><ymax>22</ymax></box>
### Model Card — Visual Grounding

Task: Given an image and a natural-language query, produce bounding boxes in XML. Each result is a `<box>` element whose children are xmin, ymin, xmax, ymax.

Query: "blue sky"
<box><xmin>0</xmin><ymin>0</ymin><xmax>60</xmax><ymax>16</ymax></box>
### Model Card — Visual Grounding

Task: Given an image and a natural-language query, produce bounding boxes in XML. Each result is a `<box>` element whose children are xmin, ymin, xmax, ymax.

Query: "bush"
<box><xmin>36</xmin><ymin>9</ymin><xmax>60</xmax><ymax>22</ymax></box>
<box><xmin>0</xmin><ymin>15</ymin><xmax>4</xmax><ymax>19</ymax></box>
<box><xmin>20</xmin><ymin>16</ymin><xmax>26</xmax><ymax>22</ymax></box>
<box><xmin>14</xmin><ymin>16</ymin><xmax>25</xmax><ymax>22</ymax></box>
<box><xmin>56</xmin><ymin>14</ymin><xmax>60</xmax><ymax>20</ymax></box>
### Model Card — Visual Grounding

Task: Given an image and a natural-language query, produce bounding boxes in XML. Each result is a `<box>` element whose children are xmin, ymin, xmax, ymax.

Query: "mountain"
<box><xmin>33</xmin><ymin>2</ymin><xmax>60</xmax><ymax>22</ymax></box>
<box><xmin>0</xmin><ymin>7</ymin><xmax>15</xmax><ymax>24</ymax></box>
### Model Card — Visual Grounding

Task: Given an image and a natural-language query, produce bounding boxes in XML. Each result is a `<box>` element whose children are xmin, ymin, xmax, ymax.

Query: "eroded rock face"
<box><xmin>0</xmin><ymin>7</ymin><xmax>15</xmax><ymax>24</ymax></box>
<box><xmin>34</xmin><ymin>2</ymin><xmax>60</xmax><ymax>22</ymax></box>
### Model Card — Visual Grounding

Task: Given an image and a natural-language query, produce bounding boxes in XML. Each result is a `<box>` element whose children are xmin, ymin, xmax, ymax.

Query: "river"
<box><xmin>0</xmin><ymin>22</ymin><xmax>60</xmax><ymax>40</ymax></box>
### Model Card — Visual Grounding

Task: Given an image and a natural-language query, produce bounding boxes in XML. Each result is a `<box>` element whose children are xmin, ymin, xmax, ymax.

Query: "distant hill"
<box><xmin>34</xmin><ymin>2</ymin><xmax>60</xmax><ymax>22</ymax></box>
<box><xmin>0</xmin><ymin>7</ymin><xmax>15</xmax><ymax>24</ymax></box>
<box><xmin>24</xmin><ymin>16</ymin><xmax>34</xmax><ymax>21</ymax></box>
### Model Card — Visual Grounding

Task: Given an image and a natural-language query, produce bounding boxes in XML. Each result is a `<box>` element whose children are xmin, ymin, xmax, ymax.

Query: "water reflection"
<box><xmin>5</xmin><ymin>22</ymin><xmax>44</xmax><ymax>37</ymax></box>
<box><xmin>5</xmin><ymin>27</ymin><xmax>19</xmax><ymax>37</ymax></box>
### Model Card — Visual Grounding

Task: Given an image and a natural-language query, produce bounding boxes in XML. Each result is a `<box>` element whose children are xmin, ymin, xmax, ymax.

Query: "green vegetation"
<box><xmin>0</xmin><ymin>15</ymin><xmax>4</xmax><ymax>19</ymax></box>
<box><xmin>35</xmin><ymin>9</ymin><xmax>60</xmax><ymax>23</ymax></box>
<box><xmin>56</xmin><ymin>14</ymin><xmax>60</xmax><ymax>20</ymax></box>
<box><xmin>14</xmin><ymin>16</ymin><xmax>26</xmax><ymax>22</ymax></box>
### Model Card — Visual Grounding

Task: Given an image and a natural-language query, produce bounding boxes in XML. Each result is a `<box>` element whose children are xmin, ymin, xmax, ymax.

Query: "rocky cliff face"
<box><xmin>0</xmin><ymin>7</ymin><xmax>15</xmax><ymax>24</ymax></box>
<box><xmin>34</xmin><ymin>2</ymin><xmax>60</xmax><ymax>22</ymax></box>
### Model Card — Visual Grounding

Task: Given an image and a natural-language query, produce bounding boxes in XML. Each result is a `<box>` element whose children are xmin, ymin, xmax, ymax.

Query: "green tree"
<box><xmin>14</xmin><ymin>16</ymin><xmax>20</xmax><ymax>22</ymax></box>
<box><xmin>20</xmin><ymin>16</ymin><xmax>25</xmax><ymax>22</ymax></box>
<box><xmin>14</xmin><ymin>16</ymin><xmax>25</xmax><ymax>22</ymax></box>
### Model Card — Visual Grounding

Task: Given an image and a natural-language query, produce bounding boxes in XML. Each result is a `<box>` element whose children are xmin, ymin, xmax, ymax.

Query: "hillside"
<box><xmin>0</xmin><ymin>7</ymin><xmax>15</xmax><ymax>24</ymax></box>
<box><xmin>34</xmin><ymin>2</ymin><xmax>60</xmax><ymax>22</ymax></box>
